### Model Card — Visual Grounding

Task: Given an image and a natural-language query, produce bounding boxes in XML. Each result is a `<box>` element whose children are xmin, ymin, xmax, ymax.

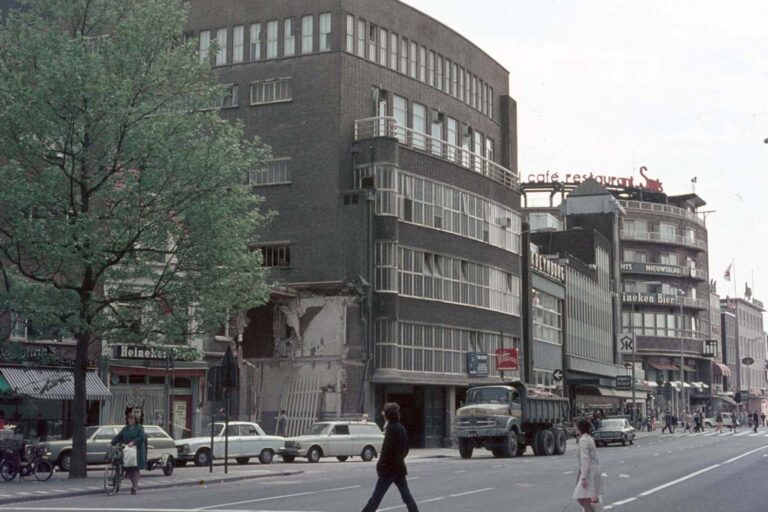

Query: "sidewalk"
<box><xmin>0</xmin><ymin>464</ymin><xmax>303</xmax><ymax>505</ymax></box>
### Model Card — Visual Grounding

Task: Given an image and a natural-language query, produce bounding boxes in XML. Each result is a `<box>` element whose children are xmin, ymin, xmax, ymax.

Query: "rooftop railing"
<box><xmin>354</xmin><ymin>116</ymin><xmax>519</xmax><ymax>191</ymax></box>
<box><xmin>619</xmin><ymin>200</ymin><xmax>706</xmax><ymax>228</ymax></box>
<box><xmin>620</xmin><ymin>229</ymin><xmax>707</xmax><ymax>251</ymax></box>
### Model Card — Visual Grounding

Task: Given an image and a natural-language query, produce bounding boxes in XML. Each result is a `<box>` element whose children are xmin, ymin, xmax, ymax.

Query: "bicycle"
<box><xmin>104</xmin><ymin>444</ymin><xmax>123</xmax><ymax>496</ymax></box>
<box><xmin>0</xmin><ymin>444</ymin><xmax>54</xmax><ymax>482</ymax></box>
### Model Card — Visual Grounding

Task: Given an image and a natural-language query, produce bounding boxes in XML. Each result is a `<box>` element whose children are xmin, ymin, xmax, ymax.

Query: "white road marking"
<box><xmin>722</xmin><ymin>445</ymin><xmax>768</xmax><ymax>464</ymax></box>
<box><xmin>637</xmin><ymin>463</ymin><xmax>721</xmax><ymax>497</ymax></box>
<box><xmin>611</xmin><ymin>497</ymin><xmax>638</xmax><ymax>506</ymax></box>
<box><xmin>563</xmin><ymin>470</ymin><xmax>574</xmax><ymax>474</ymax></box>
<box><xmin>449</xmin><ymin>487</ymin><xmax>494</xmax><ymax>498</ymax></box>
<box><xmin>194</xmin><ymin>485</ymin><xmax>361</xmax><ymax>510</ymax></box>
<box><xmin>453</xmin><ymin>470</ymin><xmax>467</xmax><ymax>473</ymax></box>
<box><xmin>0</xmin><ymin>509</ymin><xmax>326</xmax><ymax>512</ymax></box>
<box><xmin>734</xmin><ymin>431</ymin><xmax>750</xmax><ymax>437</ymax></box>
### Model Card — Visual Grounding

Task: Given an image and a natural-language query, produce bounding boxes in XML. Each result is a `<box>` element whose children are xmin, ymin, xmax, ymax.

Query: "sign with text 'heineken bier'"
<box><xmin>622</xmin><ymin>292</ymin><xmax>677</xmax><ymax>306</ymax></box>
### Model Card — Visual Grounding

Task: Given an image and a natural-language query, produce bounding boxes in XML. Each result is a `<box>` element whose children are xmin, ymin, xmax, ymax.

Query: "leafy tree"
<box><xmin>0</xmin><ymin>0</ymin><xmax>270</xmax><ymax>478</ymax></box>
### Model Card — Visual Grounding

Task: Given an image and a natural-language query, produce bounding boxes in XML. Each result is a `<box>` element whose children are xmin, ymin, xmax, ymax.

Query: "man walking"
<box><xmin>661</xmin><ymin>411</ymin><xmax>673</xmax><ymax>434</ymax></box>
<box><xmin>715</xmin><ymin>411</ymin><xmax>723</xmax><ymax>434</ymax></box>
<box><xmin>361</xmin><ymin>403</ymin><xmax>419</xmax><ymax>512</ymax></box>
<box><xmin>752</xmin><ymin>411</ymin><xmax>759</xmax><ymax>433</ymax></box>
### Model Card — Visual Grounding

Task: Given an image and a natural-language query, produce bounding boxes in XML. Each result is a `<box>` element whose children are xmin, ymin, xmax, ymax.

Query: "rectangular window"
<box><xmin>472</xmin><ymin>75</ymin><xmax>478</xmax><ymax>108</ymax></box>
<box><xmin>393</xmin><ymin>95</ymin><xmax>407</xmax><ymax>143</ymax></box>
<box><xmin>473</xmin><ymin>130</ymin><xmax>484</xmax><ymax>172</ymax></box>
<box><xmin>409</xmin><ymin>41</ymin><xmax>417</xmax><ymax>78</ymax></box>
<box><xmin>357</xmin><ymin>19</ymin><xmax>365</xmax><ymax>57</ymax></box>
<box><xmin>233</xmin><ymin>26</ymin><xmax>244</xmax><ymax>63</ymax></box>
<box><xmin>412</xmin><ymin>102</ymin><xmax>426</xmax><ymax>150</ymax></box>
<box><xmin>284</xmin><ymin>18</ymin><xmax>295</xmax><ymax>56</ymax></box>
<box><xmin>380</xmin><ymin>28</ymin><xmax>388</xmax><ymax>65</ymax></box>
<box><xmin>390</xmin><ymin>32</ymin><xmax>397</xmax><ymax>70</ymax></box>
<box><xmin>250</xmin><ymin>78</ymin><xmax>292</xmax><ymax>105</ymax></box>
<box><xmin>266</xmin><ymin>20</ymin><xmax>278</xmax><ymax>58</ymax></box>
<box><xmin>452</xmin><ymin>63</ymin><xmax>458</xmax><ymax>97</ymax></box>
<box><xmin>215</xmin><ymin>28</ymin><xmax>227</xmax><ymax>66</ymax></box>
<box><xmin>419</xmin><ymin>46</ymin><xmax>426</xmax><ymax>82</ymax></box>
<box><xmin>345</xmin><ymin>14</ymin><xmax>354</xmax><ymax>52</ymax></box>
<box><xmin>249</xmin><ymin>158</ymin><xmax>291</xmax><ymax>186</ymax></box>
<box><xmin>659</xmin><ymin>222</ymin><xmax>677</xmax><ymax>241</ymax></box>
<box><xmin>301</xmin><ymin>15</ymin><xmax>313</xmax><ymax>53</ymax></box>
<box><xmin>259</xmin><ymin>244</ymin><xmax>291</xmax><ymax>267</ymax></box>
<box><xmin>222</xmin><ymin>84</ymin><xmax>239</xmax><ymax>108</ymax></box>
<box><xmin>199</xmin><ymin>30</ymin><xmax>210</xmax><ymax>64</ymax></box>
<box><xmin>479</xmin><ymin>79</ymin><xmax>485</xmax><ymax>113</ymax></box>
<box><xmin>458</xmin><ymin>68</ymin><xmax>464</xmax><ymax>101</ymax></box>
<box><xmin>486</xmin><ymin>137</ymin><xmax>494</xmax><ymax>163</ymax></box>
<box><xmin>250</xmin><ymin>23</ymin><xmax>261</xmax><ymax>61</ymax></box>
<box><xmin>428</xmin><ymin>51</ymin><xmax>435</xmax><ymax>87</ymax></box>
<box><xmin>400</xmin><ymin>37</ymin><xmax>408</xmax><ymax>73</ymax></box>
<box><xmin>319</xmin><ymin>13</ymin><xmax>331</xmax><ymax>51</ymax></box>
<box><xmin>436</xmin><ymin>55</ymin><xmax>443</xmax><ymax>91</ymax></box>
<box><xmin>430</xmin><ymin>110</ymin><xmax>442</xmax><ymax>156</ymax></box>
<box><xmin>443</xmin><ymin>58</ymin><xmax>451</xmax><ymax>92</ymax></box>
<box><xmin>464</xmin><ymin>69</ymin><xmax>471</xmax><ymax>103</ymax></box>
<box><xmin>368</xmin><ymin>23</ymin><xmax>376</xmax><ymax>61</ymax></box>
<box><xmin>489</xmin><ymin>86</ymin><xmax>493</xmax><ymax>118</ymax></box>
<box><xmin>10</xmin><ymin>313</ymin><xmax>26</xmax><ymax>340</ymax></box>
<box><xmin>446</xmin><ymin>117</ymin><xmax>458</xmax><ymax>161</ymax></box>
<box><xmin>659</xmin><ymin>253</ymin><xmax>679</xmax><ymax>266</ymax></box>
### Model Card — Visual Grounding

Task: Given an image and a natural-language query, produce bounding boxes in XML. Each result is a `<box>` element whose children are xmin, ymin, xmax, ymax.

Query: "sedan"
<box><xmin>175</xmin><ymin>421</ymin><xmax>284</xmax><ymax>466</ymax></box>
<box><xmin>593</xmin><ymin>418</ymin><xmax>636</xmax><ymax>447</ymax></box>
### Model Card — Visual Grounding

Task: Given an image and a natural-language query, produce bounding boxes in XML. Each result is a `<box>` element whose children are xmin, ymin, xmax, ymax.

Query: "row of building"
<box><xmin>0</xmin><ymin>0</ymin><xmax>765</xmax><ymax>445</ymax></box>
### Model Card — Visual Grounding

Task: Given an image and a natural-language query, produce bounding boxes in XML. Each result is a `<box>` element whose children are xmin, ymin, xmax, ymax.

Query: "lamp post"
<box><xmin>677</xmin><ymin>288</ymin><xmax>686</xmax><ymax>417</ymax></box>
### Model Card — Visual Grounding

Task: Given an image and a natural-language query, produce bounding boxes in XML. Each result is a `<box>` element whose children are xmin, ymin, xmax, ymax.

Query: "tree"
<box><xmin>0</xmin><ymin>0</ymin><xmax>271</xmax><ymax>478</ymax></box>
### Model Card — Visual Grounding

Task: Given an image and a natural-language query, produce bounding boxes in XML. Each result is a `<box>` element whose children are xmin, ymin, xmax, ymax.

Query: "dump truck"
<box><xmin>454</xmin><ymin>381</ymin><xmax>570</xmax><ymax>458</ymax></box>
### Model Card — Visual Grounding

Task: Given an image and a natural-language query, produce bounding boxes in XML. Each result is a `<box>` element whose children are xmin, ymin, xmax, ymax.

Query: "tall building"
<box><xmin>721</xmin><ymin>297</ymin><xmax>767</xmax><ymax>415</ymax></box>
<box><xmin>186</xmin><ymin>0</ymin><xmax>522</xmax><ymax>446</ymax></box>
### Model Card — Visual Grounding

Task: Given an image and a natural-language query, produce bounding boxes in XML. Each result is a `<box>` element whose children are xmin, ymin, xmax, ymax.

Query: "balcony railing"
<box><xmin>354</xmin><ymin>116</ymin><xmax>519</xmax><ymax>190</ymax></box>
<box><xmin>620</xmin><ymin>230</ymin><xmax>707</xmax><ymax>251</ymax></box>
<box><xmin>619</xmin><ymin>200</ymin><xmax>706</xmax><ymax>228</ymax></box>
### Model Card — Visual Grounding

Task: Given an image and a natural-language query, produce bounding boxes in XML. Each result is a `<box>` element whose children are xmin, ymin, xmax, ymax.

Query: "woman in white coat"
<box><xmin>573</xmin><ymin>418</ymin><xmax>602</xmax><ymax>511</ymax></box>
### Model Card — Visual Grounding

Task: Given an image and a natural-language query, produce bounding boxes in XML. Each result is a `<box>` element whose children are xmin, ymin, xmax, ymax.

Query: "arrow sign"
<box><xmin>620</xmin><ymin>333</ymin><xmax>635</xmax><ymax>354</ymax></box>
<box><xmin>553</xmin><ymin>369</ymin><xmax>564</xmax><ymax>382</ymax></box>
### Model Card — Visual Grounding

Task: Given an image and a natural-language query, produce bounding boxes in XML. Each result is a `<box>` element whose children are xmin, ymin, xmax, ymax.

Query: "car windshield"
<box><xmin>600</xmin><ymin>420</ymin><xmax>624</xmax><ymax>429</ymax></box>
<box><xmin>466</xmin><ymin>387</ymin><xmax>512</xmax><ymax>405</ymax></box>
<box><xmin>309</xmin><ymin>423</ymin><xmax>331</xmax><ymax>435</ymax></box>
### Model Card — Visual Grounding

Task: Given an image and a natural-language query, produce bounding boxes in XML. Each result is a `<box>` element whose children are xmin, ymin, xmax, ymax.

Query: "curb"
<box><xmin>0</xmin><ymin>469</ymin><xmax>304</xmax><ymax>506</ymax></box>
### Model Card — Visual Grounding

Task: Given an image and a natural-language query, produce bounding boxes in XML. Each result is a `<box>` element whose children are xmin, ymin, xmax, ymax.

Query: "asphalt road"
<box><xmin>0</xmin><ymin>429</ymin><xmax>766</xmax><ymax>512</ymax></box>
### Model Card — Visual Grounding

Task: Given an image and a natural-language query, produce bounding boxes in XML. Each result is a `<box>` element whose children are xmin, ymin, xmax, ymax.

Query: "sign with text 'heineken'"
<box><xmin>616</xmin><ymin>375</ymin><xmax>632</xmax><ymax>390</ymax></box>
<box><xmin>112</xmin><ymin>344</ymin><xmax>198</xmax><ymax>361</ymax></box>
<box><xmin>622</xmin><ymin>292</ymin><xmax>677</xmax><ymax>305</ymax></box>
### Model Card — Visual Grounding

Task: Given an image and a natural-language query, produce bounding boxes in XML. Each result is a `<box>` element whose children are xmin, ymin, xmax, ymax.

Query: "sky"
<box><xmin>406</xmin><ymin>0</ymin><xmax>768</xmax><ymax>303</ymax></box>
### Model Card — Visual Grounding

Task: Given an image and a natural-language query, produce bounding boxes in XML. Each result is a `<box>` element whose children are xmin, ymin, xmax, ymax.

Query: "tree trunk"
<box><xmin>68</xmin><ymin>332</ymin><xmax>90</xmax><ymax>479</ymax></box>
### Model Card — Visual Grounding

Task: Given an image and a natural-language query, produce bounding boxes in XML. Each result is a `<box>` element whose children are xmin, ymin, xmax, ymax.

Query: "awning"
<box><xmin>675</xmin><ymin>363</ymin><xmax>696</xmax><ymax>372</ymax></box>
<box><xmin>595</xmin><ymin>387</ymin><xmax>637</xmax><ymax>399</ymax></box>
<box><xmin>713</xmin><ymin>363</ymin><xmax>732</xmax><ymax>378</ymax></box>
<box><xmin>714</xmin><ymin>395</ymin><xmax>737</xmax><ymax>406</ymax></box>
<box><xmin>110</xmin><ymin>366</ymin><xmax>206</xmax><ymax>378</ymax></box>
<box><xmin>648</xmin><ymin>360</ymin><xmax>678</xmax><ymax>371</ymax></box>
<box><xmin>0</xmin><ymin>368</ymin><xmax>111</xmax><ymax>401</ymax></box>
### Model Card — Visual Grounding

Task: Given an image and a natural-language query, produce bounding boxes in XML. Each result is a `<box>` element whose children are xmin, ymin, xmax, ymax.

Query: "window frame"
<box><xmin>301</xmin><ymin>15</ymin><xmax>314</xmax><ymax>54</ymax></box>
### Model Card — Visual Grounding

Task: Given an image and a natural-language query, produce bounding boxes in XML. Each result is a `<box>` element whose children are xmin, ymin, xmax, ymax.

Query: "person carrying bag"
<box><xmin>573</xmin><ymin>418</ymin><xmax>604</xmax><ymax>512</ymax></box>
<box><xmin>111</xmin><ymin>407</ymin><xmax>146</xmax><ymax>495</ymax></box>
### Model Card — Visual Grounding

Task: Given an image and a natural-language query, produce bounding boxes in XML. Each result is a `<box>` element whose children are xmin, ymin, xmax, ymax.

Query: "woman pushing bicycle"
<box><xmin>111</xmin><ymin>407</ymin><xmax>146</xmax><ymax>495</ymax></box>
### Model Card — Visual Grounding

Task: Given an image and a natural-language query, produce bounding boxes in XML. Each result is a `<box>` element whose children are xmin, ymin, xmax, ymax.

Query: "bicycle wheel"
<box><xmin>104</xmin><ymin>463</ymin><xmax>119</xmax><ymax>495</ymax></box>
<box><xmin>0</xmin><ymin>461</ymin><xmax>17</xmax><ymax>482</ymax></box>
<box><xmin>33</xmin><ymin>460</ymin><xmax>54</xmax><ymax>482</ymax></box>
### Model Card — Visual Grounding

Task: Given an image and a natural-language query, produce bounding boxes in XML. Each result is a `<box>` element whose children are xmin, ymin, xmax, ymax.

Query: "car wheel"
<box><xmin>258</xmin><ymin>450</ymin><xmax>274</xmax><ymax>465</ymax></box>
<box><xmin>281</xmin><ymin>455</ymin><xmax>295</xmax><ymax>463</ymax></box>
<box><xmin>361</xmin><ymin>446</ymin><xmax>376</xmax><ymax>462</ymax></box>
<box><xmin>236</xmin><ymin>457</ymin><xmax>250</xmax><ymax>465</ymax></box>
<box><xmin>58</xmin><ymin>452</ymin><xmax>71</xmax><ymax>472</ymax></box>
<box><xmin>307</xmin><ymin>446</ymin><xmax>322</xmax><ymax>463</ymax></box>
<box><xmin>163</xmin><ymin>457</ymin><xmax>174</xmax><ymax>476</ymax></box>
<box><xmin>336</xmin><ymin>456</ymin><xmax>349</xmax><ymax>462</ymax></box>
<box><xmin>194</xmin><ymin>449</ymin><xmax>211</xmax><ymax>467</ymax></box>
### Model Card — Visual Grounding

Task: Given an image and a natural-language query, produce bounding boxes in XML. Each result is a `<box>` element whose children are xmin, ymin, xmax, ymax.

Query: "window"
<box><xmin>345</xmin><ymin>14</ymin><xmax>354</xmax><ymax>52</ymax></box>
<box><xmin>683</xmin><ymin>227</ymin><xmax>695</xmax><ymax>244</ymax></box>
<box><xmin>199</xmin><ymin>30</ymin><xmax>210</xmax><ymax>64</ymax></box>
<box><xmin>376</xmin><ymin>241</ymin><xmax>398</xmax><ymax>291</ymax></box>
<box><xmin>266</xmin><ymin>20</ymin><xmax>278</xmax><ymax>58</ymax></box>
<box><xmin>473</xmin><ymin>130</ymin><xmax>484</xmax><ymax>173</ymax></box>
<box><xmin>419</xmin><ymin>46</ymin><xmax>426</xmax><ymax>82</ymax></box>
<box><xmin>489</xmin><ymin>86</ymin><xmax>493</xmax><ymax>118</ymax></box>
<box><xmin>240</xmin><ymin>424</ymin><xmax>258</xmax><ymax>436</ymax></box>
<box><xmin>389</xmin><ymin>32</ymin><xmax>397</xmax><ymax>70</ymax></box>
<box><xmin>233</xmin><ymin>26</ymin><xmax>244</xmax><ymax>63</ymax></box>
<box><xmin>222</xmin><ymin>84</ymin><xmax>239</xmax><ymax>108</ymax></box>
<box><xmin>400</xmin><ymin>37</ymin><xmax>408</xmax><ymax>73</ymax></box>
<box><xmin>332</xmin><ymin>425</ymin><xmax>350</xmax><ymax>435</ymax></box>
<box><xmin>458</xmin><ymin>68</ymin><xmax>464</xmax><ymax>101</ymax></box>
<box><xmin>250</xmin><ymin>23</ymin><xmax>261</xmax><ymax>61</ymax></box>
<box><xmin>215</xmin><ymin>28</ymin><xmax>227</xmax><ymax>65</ymax></box>
<box><xmin>368</xmin><ymin>23</ymin><xmax>376</xmax><ymax>61</ymax></box>
<box><xmin>357</xmin><ymin>19</ymin><xmax>365</xmax><ymax>57</ymax></box>
<box><xmin>480</xmin><ymin>79</ymin><xmax>485</xmax><ymax>113</ymax></box>
<box><xmin>393</xmin><ymin>95</ymin><xmax>407</xmax><ymax>143</ymax></box>
<box><xmin>624</xmin><ymin>219</ymin><xmax>647</xmax><ymax>233</ymax></box>
<box><xmin>10</xmin><ymin>313</ymin><xmax>26</xmax><ymax>339</ymax></box>
<box><xmin>472</xmin><ymin>75</ymin><xmax>478</xmax><ymax>108</ymax></box>
<box><xmin>301</xmin><ymin>15</ymin><xmax>313</xmax><ymax>53</ymax></box>
<box><xmin>659</xmin><ymin>253</ymin><xmax>679</xmax><ymax>266</ymax></box>
<box><xmin>319</xmin><ymin>13</ymin><xmax>331</xmax><ymax>51</ymax></box>
<box><xmin>380</xmin><ymin>28</ymin><xmax>388</xmax><ymax>65</ymax></box>
<box><xmin>412</xmin><ymin>102</ymin><xmax>426</xmax><ymax>150</ymax></box>
<box><xmin>452</xmin><ymin>63</ymin><xmax>458</xmax><ymax>97</ymax></box>
<box><xmin>464</xmin><ymin>69</ymin><xmax>470</xmax><ymax>103</ymax></box>
<box><xmin>659</xmin><ymin>222</ymin><xmax>677</xmax><ymax>241</ymax></box>
<box><xmin>284</xmin><ymin>18</ymin><xmax>295</xmax><ymax>56</ymax></box>
<box><xmin>446</xmin><ymin>117</ymin><xmax>458</xmax><ymax>161</ymax></box>
<box><xmin>430</xmin><ymin>110</ymin><xmax>442</xmax><ymax>156</ymax></box>
<box><xmin>259</xmin><ymin>245</ymin><xmax>291</xmax><ymax>267</ymax></box>
<box><xmin>427</xmin><ymin>51</ymin><xmax>435</xmax><ymax>86</ymax></box>
<box><xmin>250</xmin><ymin>78</ymin><xmax>292</xmax><ymax>105</ymax></box>
<box><xmin>249</xmin><ymin>158</ymin><xmax>291</xmax><ymax>185</ymax></box>
<box><xmin>623</xmin><ymin>249</ymin><xmax>647</xmax><ymax>262</ymax></box>
<box><xmin>409</xmin><ymin>41</ymin><xmax>417</xmax><ymax>78</ymax></box>
<box><xmin>486</xmin><ymin>137</ymin><xmax>494</xmax><ymax>164</ymax></box>
<box><xmin>436</xmin><ymin>56</ymin><xmax>443</xmax><ymax>91</ymax></box>
<box><xmin>533</xmin><ymin>290</ymin><xmax>563</xmax><ymax>345</ymax></box>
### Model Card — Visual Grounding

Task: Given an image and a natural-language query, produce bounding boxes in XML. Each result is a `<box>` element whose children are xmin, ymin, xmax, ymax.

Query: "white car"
<box><xmin>175</xmin><ymin>421</ymin><xmax>284</xmax><ymax>466</ymax></box>
<box><xmin>279</xmin><ymin>421</ymin><xmax>384</xmax><ymax>463</ymax></box>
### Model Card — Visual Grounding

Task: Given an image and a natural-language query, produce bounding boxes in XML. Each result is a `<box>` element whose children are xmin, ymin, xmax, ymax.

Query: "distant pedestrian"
<box><xmin>361</xmin><ymin>403</ymin><xmax>419</xmax><ymax>512</ymax></box>
<box><xmin>35</xmin><ymin>413</ymin><xmax>48</xmax><ymax>441</ymax></box>
<box><xmin>684</xmin><ymin>411</ymin><xmax>693</xmax><ymax>433</ymax></box>
<box><xmin>715</xmin><ymin>412</ymin><xmax>723</xmax><ymax>433</ymax></box>
<box><xmin>217</xmin><ymin>408</ymin><xmax>226</xmax><ymax>421</ymax></box>
<box><xmin>731</xmin><ymin>413</ymin><xmax>737</xmax><ymax>433</ymax></box>
<box><xmin>661</xmin><ymin>412</ymin><xmax>674</xmax><ymax>434</ymax></box>
<box><xmin>753</xmin><ymin>411</ymin><xmax>759</xmax><ymax>433</ymax></box>
<box><xmin>761</xmin><ymin>412</ymin><xmax>766</xmax><ymax>427</ymax></box>
<box><xmin>573</xmin><ymin>418</ymin><xmax>602</xmax><ymax>512</ymax></box>
<box><xmin>276</xmin><ymin>410</ymin><xmax>288</xmax><ymax>437</ymax></box>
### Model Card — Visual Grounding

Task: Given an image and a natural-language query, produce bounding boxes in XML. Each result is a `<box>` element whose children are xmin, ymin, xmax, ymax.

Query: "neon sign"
<box><xmin>525</xmin><ymin>166</ymin><xmax>663</xmax><ymax>192</ymax></box>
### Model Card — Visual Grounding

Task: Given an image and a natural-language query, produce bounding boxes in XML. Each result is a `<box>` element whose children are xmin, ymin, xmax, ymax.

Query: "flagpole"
<box><xmin>733</xmin><ymin>260</ymin><xmax>737</xmax><ymax>298</ymax></box>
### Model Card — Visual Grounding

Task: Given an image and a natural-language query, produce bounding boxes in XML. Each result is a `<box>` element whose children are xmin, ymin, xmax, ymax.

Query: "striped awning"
<box><xmin>0</xmin><ymin>368</ymin><xmax>111</xmax><ymax>401</ymax></box>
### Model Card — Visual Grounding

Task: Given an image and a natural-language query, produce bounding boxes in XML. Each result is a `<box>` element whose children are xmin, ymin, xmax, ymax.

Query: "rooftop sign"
<box><xmin>525</xmin><ymin>166</ymin><xmax>664</xmax><ymax>193</ymax></box>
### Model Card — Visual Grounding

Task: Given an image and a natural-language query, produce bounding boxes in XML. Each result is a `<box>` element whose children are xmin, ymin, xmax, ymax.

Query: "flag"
<box><xmin>745</xmin><ymin>283</ymin><xmax>752</xmax><ymax>298</ymax></box>
<box><xmin>723</xmin><ymin>263</ymin><xmax>732</xmax><ymax>282</ymax></box>
<box><xmin>691</xmin><ymin>177</ymin><xmax>698</xmax><ymax>183</ymax></box>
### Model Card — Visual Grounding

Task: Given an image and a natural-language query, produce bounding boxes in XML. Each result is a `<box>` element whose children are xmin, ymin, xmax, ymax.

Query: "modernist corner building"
<box><xmin>186</xmin><ymin>0</ymin><xmax>522</xmax><ymax>446</ymax></box>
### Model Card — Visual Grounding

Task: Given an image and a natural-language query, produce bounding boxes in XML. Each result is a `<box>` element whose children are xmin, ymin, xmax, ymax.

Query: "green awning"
<box><xmin>0</xmin><ymin>374</ymin><xmax>11</xmax><ymax>393</ymax></box>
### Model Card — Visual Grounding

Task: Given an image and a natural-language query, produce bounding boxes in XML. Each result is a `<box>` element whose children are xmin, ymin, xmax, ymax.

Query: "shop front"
<box><xmin>107</xmin><ymin>344</ymin><xmax>207</xmax><ymax>440</ymax></box>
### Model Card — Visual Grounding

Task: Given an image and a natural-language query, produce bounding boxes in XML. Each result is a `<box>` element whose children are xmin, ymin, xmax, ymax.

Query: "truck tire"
<box><xmin>553</xmin><ymin>428</ymin><xmax>567</xmax><ymax>455</ymax></box>
<box><xmin>541</xmin><ymin>429</ymin><xmax>556</xmax><ymax>456</ymax></box>
<box><xmin>459</xmin><ymin>439</ymin><xmax>474</xmax><ymax>459</ymax></box>
<box><xmin>501</xmin><ymin>430</ymin><xmax>519</xmax><ymax>458</ymax></box>
<box><xmin>532</xmin><ymin>431</ymin><xmax>544</xmax><ymax>456</ymax></box>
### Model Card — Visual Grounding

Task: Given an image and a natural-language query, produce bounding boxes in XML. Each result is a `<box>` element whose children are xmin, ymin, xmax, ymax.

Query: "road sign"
<box><xmin>619</xmin><ymin>333</ymin><xmax>635</xmax><ymax>354</ymax></box>
<box><xmin>495</xmin><ymin>348</ymin><xmax>519</xmax><ymax>371</ymax></box>
<box><xmin>553</xmin><ymin>369</ymin><xmax>564</xmax><ymax>382</ymax></box>
<box><xmin>616</xmin><ymin>375</ymin><xmax>632</xmax><ymax>390</ymax></box>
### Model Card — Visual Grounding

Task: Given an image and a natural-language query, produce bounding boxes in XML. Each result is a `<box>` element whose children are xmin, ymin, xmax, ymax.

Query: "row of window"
<box><xmin>355</xmin><ymin>166</ymin><xmax>521</xmax><ymax>254</ymax></box>
<box><xmin>622</xmin><ymin>281</ymin><xmax>698</xmax><ymax>299</ymax></box>
<box><xmin>376</xmin><ymin>242</ymin><xmax>521</xmax><ymax>316</ymax></box>
<box><xmin>621</xmin><ymin>311</ymin><xmax>701</xmax><ymax>339</ymax></box>
<box><xmin>532</xmin><ymin>290</ymin><xmax>563</xmax><ymax>346</ymax></box>
<box><xmin>198</xmin><ymin>14</ymin><xmax>332</xmax><ymax>66</ymax></box>
<box><xmin>346</xmin><ymin>15</ymin><xmax>495</xmax><ymax>120</ymax></box>
<box><xmin>375</xmin><ymin>320</ymin><xmax>518</xmax><ymax>375</ymax></box>
<box><xmin>214</xmin><ymin>78</ymin><xmax>293</xmax><ymax>111</ymax></box>
<box><xmin>249</xmin><ymin>158</ymin><xmax>291</xmax><ymax>186</ymax></box>
<box><xmin>623</xmin><ymin>219</ymin><xmax>698</xmax><ymax>242</ymax></box>
<box><xmin>623</xmin><ymin>249</ymin><xmax>702</xmax><ymax>270</ymax></box>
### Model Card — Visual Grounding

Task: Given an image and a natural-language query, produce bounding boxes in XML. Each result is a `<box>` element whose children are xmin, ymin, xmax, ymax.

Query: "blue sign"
<box><xmin>467</xmin><ymin>352</ymin><xmax>489</xmax><ymax>377</ymax></box>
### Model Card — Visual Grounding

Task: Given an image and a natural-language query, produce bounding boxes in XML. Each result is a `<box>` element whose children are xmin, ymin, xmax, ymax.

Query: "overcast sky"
<box><xmin>406</xmin><ymin>0</ymin><xmax>768</xmax><ymax>304</ymax></box>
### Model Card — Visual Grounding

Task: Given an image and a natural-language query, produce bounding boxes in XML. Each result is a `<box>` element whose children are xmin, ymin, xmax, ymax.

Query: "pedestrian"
<box><xmin>661</xmin><ymin>411</ymin><xmax>673</xmax><ymax>434</ymax></box>
<box><xmin>35</xmin><ymin>413</ymin><xmax>48</xmax><ymax>441</ymax></box>
<box><xmin>217</xmin><ymin>408</ymin><xmax>226</xmax><ymax>421</ymax></box>
<box><xmin>731</xmin><ymin>413</ymin><xmax>737</xmax><ymax>433</ymax></box>
<box><xmin>573</xmin><ymin>418</ymin><xmax>602</xmax><ymax>512</ymax></box>
<box><xmin>762</xmin><ymin>411</ymin><xmax>766</xmax><ymax>427</ymax></box>
<box><xmin>111</xmin><ymin>407</ymin><xmax>146</xmax><ymax>495</ymax></box>
<box><xmin>360</xmin><ymin>402</ymin><xmax>419</xmax><ymax>512</ymax></box>
<box><xmin>684</xmin><ymin>411</ymin><xmax>693</xmax><ymax>433</ymax></box>
<box><xmin>715</xmin><ymin>411</ymin><xmax>723</xmax><ymax>433</ymax></box>
<box><xmin>752</xmin><ymin>411</ymin><xmax>759</xmax><ymax>433</ymax></box>
<box><xmin>276</xmin><ymin>410</ymin><xmax>288</xmax><ymax>437</ymax></box>
<box><xmin>0</xmin><ymin>410</ymin><xmax>5</xmax><ymax>430</ymax></box>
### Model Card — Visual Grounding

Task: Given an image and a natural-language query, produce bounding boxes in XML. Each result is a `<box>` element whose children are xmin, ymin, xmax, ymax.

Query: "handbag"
<box><xmin>123</xmin><ymin>446</ymin><xmax>138</xmax><ymax>468</ymax></box>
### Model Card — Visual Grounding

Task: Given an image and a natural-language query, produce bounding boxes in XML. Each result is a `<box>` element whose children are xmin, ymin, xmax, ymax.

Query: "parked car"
<box><xmin>279</xmin><ymin>421</ymin><xmax>384</xmax><ymax>463</ymax></box>
<box><xmin>593</xmin><ymin>418</ymin><xmax>635</xmax><ymax>447</ymax></box>
<box><xmin>704</xmin><ymin>413</ymin><xmax>736</xmax><ymax>428</ymax></box>
<box><xmin>44</xmin><ymin>424</ymin><xmax>176</xmax><ymax>474</ymax></box>
<box><xmin>175</xmin><ymin>421</ymin><xmax>284</xmax><ymax>466</ymax></box>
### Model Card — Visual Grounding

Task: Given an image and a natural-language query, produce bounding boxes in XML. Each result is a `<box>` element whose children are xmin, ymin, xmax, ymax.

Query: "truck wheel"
<box><xmin>541</xmin><ymin>429</ymin><xmax>556</xmax><ymax>456</ymax></box>
<box><xmin>553</xmin><ymin>429</ymin><xmax>567</xmax><ymax>455</ymax></box>
<box><xmin>459</xmin><ymin>438</ymin><xmax>474</xmax><ymax>459</ymax></box>
<box><xmin>501</xmin><ymin>430</ymin><xmax>519</xmax><ymax>458</ymax></box>
<box><xmin>532</xmin><ymin>431</ymin><xmax>544</xmax><ymax>456</ymax></box>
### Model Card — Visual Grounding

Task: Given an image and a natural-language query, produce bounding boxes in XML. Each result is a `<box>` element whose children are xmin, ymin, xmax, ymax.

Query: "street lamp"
<box><xmin>676</xmin><ymin>288</ymin><xmax>686</xmax><ymax>418</ymax></box>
